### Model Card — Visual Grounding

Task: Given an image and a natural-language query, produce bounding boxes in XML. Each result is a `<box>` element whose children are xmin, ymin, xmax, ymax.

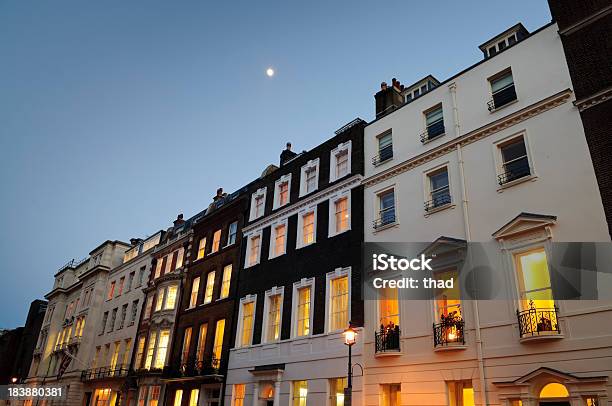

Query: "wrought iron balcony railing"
<box><xmin>433</xmin><ymin>314</ymin><xmax>465</xmax><ymax>347</ymax></box>
<box><xmin>420</xmin><ymin>119</ymin><xmax>445</xmax><ymax>143</ymax></box>
<box><xmin>487</xmin><ymin>83</ymin><xmax>517</xmax><ymax>111</ymax></box>
<box><xmin>498</xmin><ymin>157</ymin><xmax>531</xmax><ymax>185</ymax></box>
<box><xmin>375</xmin><ymin>325</ymin><xmax>401</xmax><ymax>353</ymax></box>
<box><xmin>424</xmin><ymin>190</ymin><xmax>451</xmax><ymax>211</ymax></box>
<box><xmin>81</xmin><ymin>365</ymin><xmax>129</xmax><ymax>382</ymax></box>
<box><xmin>372</xmin><ymin>145</ymin><xmax>393</xmax><ymax>166</ymax></box>
<box><xmin>373</xmin><ymin>207</ymin><xmax>396</xmax><ymax>229</ymax></box>
<box><xmin>516</xmin><ymin>301</ymin><xmax>560</xmax><ymax>338</ymax></box>
<box><xmin>170</xmin><ymin>357</ymin><xmax>221</xmax><ymax>378</ymax></box>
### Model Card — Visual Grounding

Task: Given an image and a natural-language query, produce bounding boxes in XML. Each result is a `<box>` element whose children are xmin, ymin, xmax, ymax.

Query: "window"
<box><xmin>204</xmin><ymin>272</ymin><xmax>215</xmax><ymax>304</ymax></box>
<box><xmin>109</xmin><ymin>341</ymin><xmax>120</xmax><ymax>371</ymax></box>
<box><xmin>374</xmin><ymin>132</ymin><xmax>393</xmax><ymax>165</ymax></box>
<box><xmin>137</xmin><ymin>386</ymin><xmax>147</xmax><ymax>406</ymax></box>
<box><xmin>246</xmin><ymin>234</ymin><xmax>261</xmax><ymax>267</ymax></box>
<box><xmin>107</xmin><ymin>281</ymin><xmax>116</xmax><ymax>300</ymax></box>
<box><xmin>118</xmin><ymin>304</ymin><xmax>128</xmax><ymax>329</ymax></box>
<box><xmin>122</xmin><ymin>338</ymin><xmax>131</xmax><ymax>368</ymax></box>
<box><xmin>173</xmin><ymin>390</ymin><xmax>183</xmax><ymax>406</ymax></box>
<box><xmin>498</xmin><ymin>136</ymin><xmax>531</xmax><ymax>185</ymax></box>
<box><xmin>425</xmin><ymin>167</ymin><xmax>451</xmax><ymax>211</ymax></box>
<box><xmin>233</xmin><ymin>384</ymin><xmax>245</xmax><ymax>406</ymax></box>
<box><xmin>143</xmin><ymin>296</ymin><xmax>153</xmax><ymax>319</ymax></box>
<box><xmin>330</xmin><ymin>141</ymin><xmax>352</xmax><ymax>182</ymax></box>
<box><xmin>380</xmin><ymin>384</ymin><xmax>401</xmax><ymax>406</ymax></box>
<box><xmin>181</xmin><ymin>327</ymin><xmax>192</xmax><ymax>364</ymax></box>
<box><xmin>271</xmin><ymin>223</ymin><xmax>287</xmax><ymax>258</ymax></box>
<box><xmin>189</xmin><ymin>277</ymin><xmax>200</xmax><ymax>308</ymax></box>
<box><xmin>212</xmin><ymin>319</ymin><xmax>225</xmax><ymax>363</ymax></box>
<box><xmin>296</xmin><ymin>286</ymin><xmax>311</xmax><ymax>337</ymax></box>
<box><xmin>329</xmin><ymin>275</ymin><xmax>349</xmax><ymax>331</ymax></box>
<box><xmin>117</xmin><ymin>277</ymin><xmax>125</xmax><ymax>296</ymax></box>
<box><xmin>195</xmin><ymin>323</ymin><xmax>208</xmax><ymax>362</ymax></box>
<box><xmin>197</xmin><ymin>238</ymin><xmax>207</xmax><ymax>260</ymax></box>
<box><xmin>298</xmin><ymin>210</ymin><xmax>316</xmax><ymax>248</ymax></box>
<box><xmin>434</xmin><ymin>269</ymin><xmax>461</xmax><ymax>321</ymax></box>
<box><xmin>127</xmin><ymin>272</ymin><xmax>135</xmax><ymax>291</ymax></box>
<box><xmin>211</xmin><ymin>230</ymin><xmax>222</xmax><ymax>253</ymax></box>
<box><xmin>330</xmin><ymin>378</ymin><xmax>347</xmax><ymax>406</ymax></box>
<box><xmin>148</xmin><ymin>386</ymin><xmax>160</xmax><ymax>406</ymax></box>
<box><xmin>227</xmin><ymin>221</ymin><xmax>238</xmax><ymax>246</ymax></box>
<box><xmin>375</xmin><ymin>189</ymin><xmax>396</xmax><ymax>229</ymax></box>
<box><xmin>175</xmin><ymin>247</ymin><xmax>184</xmax><ymax>269</ymax></box>
<box><xmin>266</xmin><ymin>293</ymin><xmax>282</xmax><ymax>342</ymax></box>
<box><xmin>154</xmin><ymin>329</ymin><xmax>170</xmax><ymax>369</ymax></box>
<box><xmin>586</xmin><ymin>397</ymin><xmax>600</xmax><ymax>406</ymax></box>
<box><xmin>300</xmin><ymin>159</ymin><xmax>319</xmax><ymax>196</ymax></box>
<box><xmin>154</xmin><ymin>289</ymin><xmax>165</xmax><ymax>312</ymax></box>
<box><xmin>94</xmin><ymin>389</ymin><xmax>111</xmax><ymax>406</ymax></box>
<box><xmin>165</xmin><ymin>285</ymin><xmax>177</xmax><ymax>309</ymax></box>
<box><xmin>423</xmin><ymin>105</ymin><xmax>444</xmax><ymax>141</ymax></box>
<box><xmin>220</xmin><ymin>265</ymin><xmax>232</xmax><ymax>299</ymax></box>
<box><xmin>188</xmin><ymin>389</ymin><xmax>199</xmax><ymax>406</ymax></box>
<box><xmin>240</xmin><ymin>301</ymin><xmax>255</xmax><ymax>347</ymax></box>
<box><xmin>292</xmin><ymin>381</ymin><xmax>308</xmax><ymax>406</ymax></box>
<box><xmin>447</xmin><ymin>381</ymin><xmax>474</xmax><ymax>406</ymax></box>
<box><xmin>100</xmin><ymin>312</ymin><xmax>108</xmax><ymax>334</ymax></box>
<box><xmin>138</xmin><ymin>267</ymin><xmax>146</xmax><ymax>286</ymax></box>
<box><xmin>250</xmin><ymin>188</ymin><xmax>267</xmax><ymax>220</ymax></box>
<box><xmin>144</xmin><ymin>331</ymin><xmax>157</xmax><ymax>369</ymax></box>
<box><xmin>488</xmin><ymin>69</ymin><xmax>517</xmax><ymax>111</ymax></box>
<box><xmin>331</xmin><ymin>196</ymin><xmax>350</xmax><ymax>235</ymax></box>
<box><xmin>154</xmin><ymin>259</ymin><xmax>163</xmax><ymax>279</ymax></box>
<box><xmin>379</xmin><ymin>287</ymin><xmax>399</xmax><ymax>328</ymax></box>
<box><xmin>274</xmin><ymin>174</ymin><xmax>291</xmax><ymax>209</ymax></box>
<box><xmin>92</xmin><ymin>346</ymin><xmax>101</xmax><ymax>369</ymax></box>
<box><xmin>515</xmin><ymin>248</ymin><xmax>554</xmax><ymax>311</ymax></box>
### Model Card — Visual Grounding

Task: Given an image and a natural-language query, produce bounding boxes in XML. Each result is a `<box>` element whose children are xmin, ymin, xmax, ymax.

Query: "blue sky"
<box><xmin>0</xmin><ymin>0</ymin><xmax>552</xmax><ymax>328</ymax></box>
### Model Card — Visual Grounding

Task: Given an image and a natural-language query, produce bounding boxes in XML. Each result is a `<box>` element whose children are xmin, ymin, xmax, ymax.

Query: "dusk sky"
<box><xmin>0</xmin><ymin>1</ymin><xmax>552</xmax><ymax>328</ymax></box>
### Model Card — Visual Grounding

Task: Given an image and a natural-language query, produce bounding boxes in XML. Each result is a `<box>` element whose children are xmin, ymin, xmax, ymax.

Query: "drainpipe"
<box><xmin>449</xmin><ymin>82</ymin><xmax>489</xmax><ymax>406</ymax></box>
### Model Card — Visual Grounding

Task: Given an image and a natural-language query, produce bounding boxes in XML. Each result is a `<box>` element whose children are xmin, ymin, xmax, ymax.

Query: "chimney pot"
<box><xmin>286</xmin><ymin>142</ymin><xmax>292</xmax><ymax>151</ymax></box>
<box><xmin>381</xmin><ymin>82</ymin><xmax>388</xmax><ymax>90</ymax></box>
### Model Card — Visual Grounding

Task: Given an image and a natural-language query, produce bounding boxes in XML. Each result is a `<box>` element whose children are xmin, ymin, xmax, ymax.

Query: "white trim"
<box><xmin>373</xmin><ymin>184</ymin><xmax>399</xmax><ymax>232</ymax></box>
<box><xmin>249</xmin><ymin>187</ymin><xmax>268</xmax><ymax>221</ymax></box>
<box><xmin>268</xmin><ymin>219</ymin><xmax>288</xmax><ymax>259</ymax></box>
<box><xmin>262</xmin><ymin>286</ymin><xmax>284</xmax><ymax>344</ymax></box>
<box><xmin>244</xmin><ymin>231</ymin><xmax>263</xmax><ymax>269</ymax></box>
<box><xmin>296</xmin><ymin>206</ymin><xmax>317</xmax><ymax>249</ymax></box>
<box><xmin>329</xmin><ymin>141</ymin><xmax>352</xmax><ymax>183</ymax></box>
<box><xmin>324</xmin><ymin>267</ymin><xmax>351</xmax><ymax>333</ymax></box>
<box><xmin>492</xmin><ymin>129</ymin><xmax>538</xmax><ymax>191</ymax></box>
<box><xmin>328</xmin><ymin>190</ymin><xmax>352</xmax><ymax>238</ymax></box>
<box><xmin>422</xmin><ymin>162</ymin><xmax>455</xmax><ymax>215</ymax></box>
<box><xmin>273</xmin><ymin>173</ymin><xmax>292</xmax><ymax>210</ymax></box>
<box><xmin>291</xmin><ymin>278</ymin><xmax>315</xmax><ymax>338</ymax></box>
<box><xmin>235</xmin><ymin>294</ymin><xmax>257</xmax><ymax>348</ymax></box>
<box><xmin>299</xmin><ymin>158</ymin><xmax>320</xmax><ymax>197</ymax></box>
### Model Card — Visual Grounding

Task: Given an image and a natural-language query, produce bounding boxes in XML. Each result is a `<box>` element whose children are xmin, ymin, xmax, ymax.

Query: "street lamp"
<box><xmin>343</xmin><ymin>322</ymin><xmax>357</xmax><ymax>406</ymax></box>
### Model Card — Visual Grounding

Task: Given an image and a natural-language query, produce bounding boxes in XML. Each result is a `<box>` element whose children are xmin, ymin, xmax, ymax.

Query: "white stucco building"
<box><xmin>362</xmin><ymin>22</ymin><xmax>612</xmax><ymax>406</ymax></box>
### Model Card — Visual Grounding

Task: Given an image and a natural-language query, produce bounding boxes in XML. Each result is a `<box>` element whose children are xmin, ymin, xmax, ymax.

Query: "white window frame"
<box><xmin>235</xmin><ymin>294</ymin><xmax>257</xmax><ymax>348</ymax></box>
<box><xmin>422</xmin><ymin>162</ymin><xmax>454</xmax><ymax>214</ymax></box>
<box><xmin>374</xmin><ymin>184</ymin><xmax>399</xmax><ymax>230</ymax></box>
<box><xmin>324</xmin><ymin>267</ymin><xmax>351</xmax><ymax>333</ymax></box>
<box><xmin>299</xmin><ymin>158</ymin><xmax>320</xmax><ymax>197</ymax></box>
<box><xmin>328</xmin><ymin>191</ymin><xmax>351</xmax><ymax>238</ymax></box>
<box><xmin>492</xmin><ymin>130</ymin><xmax>536</xmax><ymax>190</ymax></box>
<box><xmin>329</xmin><ymin>141</ymin><xmax>352</xmax><ymax>183</ymax></box>
<box><xmin>273</xmin><ymin>173</ymin><xmax>292</xmax><ymax>210</ymax></box>
<box><xmin>262</xmin><ymin>286</ymin><xmax>284</xmax><ymax>343</ymax></box>
<box><xmin>291</xmin><ymin>278</ymin><xmax>315</xmax><ymax>338</ymax></box>
<box><xmin>296</xmin><ymin>206</ymin><xmax>317</xmax><ymax>249</ymax></box>
<box><xmin>249</xmin><ymin>187</ymin><xmax>267</xmax><ymax>221</ymax></box>
<box><xmin>268</xmin><ymin>219</ymin><xmax>288</xmax><ymax>259</ymax></box>
<box><xmin>244</xmin><ymin>231</ymin><xmax>262</xmax><ymax>268</ymax></box>
<box><xmin>225</xmin><ymin>221</ymin><xmax>238</xmax><ymax>247</ymax></box>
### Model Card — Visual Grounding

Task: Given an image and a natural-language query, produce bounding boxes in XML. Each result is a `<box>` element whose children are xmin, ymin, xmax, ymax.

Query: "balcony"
<box><xmin>498</xmin><ymin>157</ymin><xmax>531</xmax><ymax>185</ymax></box>
<box><xmin>375</xmin><ymin>325</ymin><xmax>401</xmax><ymax>354</ymax></box>
<box><xmin>424</xmin><ymin>189</ymin><xmax>451</xmax><ymax>212</ymax></box>
<box><xmin>516</xmin><ymin>301</ymin><xmax>561</xmax><ymax>339</ymax></box>
<box><xmin>433</xmin><ymin>314</ymin><xmax>465</xmax><ymax>348</ymax></box>
<box><xmin>373</xmin><ymin>207</ymin><xmax>396</xmax><ymax>230</ymax></box>
<box><xmin>68</xmin><ymin>336</ymin><xmax>81</xmax><ymax>346</ymax></box>
<box><xmin>81</xmin><ymin>365</ymin><xmax>129</xmax><ymax>382</ymax></box>
<box><xmin>372</xmin><ymin>145</ymin><xmax>393</xmax><ymax>166</ymax></box>
<box><xmin>487</xmin><ymin>83</ymin><xmax>517</xmax><ymax>111</ymax></box>
<box><xmin>168</xmin><ymin>357</ymin><xmax>221</xmax><ymax>379</ymax></box>
<box><xmin>420</xmin><ymin>119</ymin><xmax>445</xmax><ymax>143</ymax></box>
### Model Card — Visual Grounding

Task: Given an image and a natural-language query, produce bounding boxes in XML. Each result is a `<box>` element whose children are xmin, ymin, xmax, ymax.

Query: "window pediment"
<box><xmin>493</xmin><ymin>212</ymin><xmax>556</xmax><ymax>241</ymax></box>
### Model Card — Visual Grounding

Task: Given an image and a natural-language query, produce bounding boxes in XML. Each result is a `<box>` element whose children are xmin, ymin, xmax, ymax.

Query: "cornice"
<box><xmin>574</xmin><ymin>85</ymin><xmax>612</xmax><ymax>112</ymax></box>
<box><xmin>362</xmin><ymin>89</ymin><xmax>573</xmax><ymax>188</ymax></box>
<box><xmin>242</xmin><ymin>174</ymin><xmax>363</xmax><ymax>234</ymax></box>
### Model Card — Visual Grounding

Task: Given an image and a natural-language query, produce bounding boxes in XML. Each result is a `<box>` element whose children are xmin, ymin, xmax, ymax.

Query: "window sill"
<box><xmin>328</xmin><ymin>227</ymin><xmax>351</xmax><ymax>239</ymax></box>
<box><xmin>421</xmin><ymin>133</ymin><xmax>446</xmax><ymax>145</ymax></box>
<box><xmin>374</xmin><ymin>350</ymin><xmax>402</xmax><ymax>358</ymax></box>
<box><xmin>373</xmin><ymin>158</ymin><xmax>393</xmax><ymax>168</ymax></box>
<box><xmin>519</xmin><ymin>333</ymin><xmax>564</xmax><ymax>343</ymax></box>
<box><xmin>488</xmin><ymin>99</ymin><xmax>518</xmax><ymax>113</ymax></box>
<box><xmin>496</xmin><ymin>174</ymin><xmax>537</xmax><ymax>192</ymax></box>
<box><xmin>296</xmin><ymin>241</ymin><xmax>316</xmax><ymax>250</ymax></box>
<box><xmin>244</xmin><ymin>261</ymin><xmax>260</xmax><ymax>269</ymax></box>
<box><xmin>299</xmin><ymin>189</ymin><xmax>319</xmax><ymax>199</ymax></box>
<box><xmin>373</xmin><ymin>222</ymin><xmax>399</xmax><ymax>233</ymax></box>
<box><xmin>424</xmin><ymin>203</ymin><xmax>455</xmax><ymax>217</ymax></box>
<box><xmin>434</xmin><ymin>344</ymin><xmax>467</xmax><ymax>352</ymax></box>
<box><xmin>268</xmin><ymin>252</ymin><xmax>286</xmax><ymax>260</ymax></box>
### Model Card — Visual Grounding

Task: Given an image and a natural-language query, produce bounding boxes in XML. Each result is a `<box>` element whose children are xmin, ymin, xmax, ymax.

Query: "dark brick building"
<box><xmin>548</xmin><ymin>0</ymin><xmax>612</xmax><ymax>236</ymax></box>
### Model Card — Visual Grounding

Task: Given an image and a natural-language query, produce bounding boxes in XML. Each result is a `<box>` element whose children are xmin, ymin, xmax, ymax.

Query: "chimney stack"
<box><xmin>280</xmin><ymin>142</ymin><xmax>298</xmax><ymax>166</ymax></box>
<box><xmin>173</xmin><ymin>214</ymin><xmax>185</xmax><ymax>228</ymax></box>
<box><xmin>375</xmin><ymin>78</ymin><xmax>404</xmax><ymax>118</ymax></box>
<box><xmin>213</xmin><ymin>187</ymin><xmax>227</xmax><ymax>202</ymax></box>
<box><xmin>130</xmin><ymin>238</ymin><xmax>143</xmax><ymax>246</ymax></box>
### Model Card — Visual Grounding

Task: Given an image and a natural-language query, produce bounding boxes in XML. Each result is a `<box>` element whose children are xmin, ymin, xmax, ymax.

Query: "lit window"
<box><xmin>137</xmin><ymin>386</ymin><xmax>147</xmax><ymax>406</ymax></box>
<box><xmin>334</xmin><ymin>198</ymin><xmax>349</xmax><ymax>234</ymax></box>
<box><xmin>122</xmin><ymin>338</ymin><xmax>131</xmax><ymax>368</ymax></box>
<box><xmin>220</xmin><ymin>265</ymin><xmax>232</xmax><ymax>299</ymax></box>
<box><xmin>189</xmin><ymin>389</ymin><xmax>199</xmax><ymax>406</ymax></box>
<box><xmin>539</xmin><ymin>383</ymin><xmax>569</xmax><ymax>399</ymax></box>
<box><xmin>227</xmin><ymin>221</ymin><xmax>238</xmax><ymax>245</ymax></box>
<box><xmin>212</xmin><ymin>319</ymin><xmax>225</xmax><ymax>364</ymax></box>
<box><xmin>330</xmin><ymin>378</ymin><xmax>347</xmax><ymax>406</ymax></box>
<box><xmin>107</xmin><ymin>281</ymin><xmax>115</xmax><ymax>300</ymax></box>
<box><xmin>375</xmin><ymin>189</ymin><xmax>396</xmax><ymax>229</ymax></box>
<box><xmin>143</xmin><ymin>296</ymin><xmax>153</xmax><ymax>319</ymax></box>
<box><xmin>292</xmin><ymin>381</ymin><xmax>308</xmax><ymax>406</ymax></box>
<box><xmin>380</xmin><ymin>384</ymin><xmax>401</xmax><ymax>406</ymax></box>
<box><xmin>266</xmin><ymin>294</ymin><xmax>282</xmax><ymax>342</ymax></box>
<box><xmin>241</xmin><ymin>301</ymin><xmax>255</xmax><ymax>347</ymax></box>
<box><xmin>212</xmin><ymin>230</ymin><xmax>222</xmax><ymax>253</ymax></box>
<box><xmin>301</xmin><ymin>212</ymin><xmax>315</xmax><ymax>246</ymax></box>
<box><xmin>330</xmin><ymin>276</ymin><xmax>349</xmax><ymax>331</ymax></box>
<box><xmin>94</xmin><ymin>389</ymin><xmax>111</xmax><ymax>406</ymax></box>
<box><xmin>154</xmin><ymin>289</ymin><xmax>165</xmax><ymax>312</ymax></box>
<box><xmin>233</xmin><ymin>384</ymin><xmax>245</xmax><ymax>406</ymax></box>
<box><xmin>165</xmin><ymin>285</ymin><xmax>177</xmax><ymax>309</ymax></box>
<box><xmin>109</xmin><ymin>341</ymin><xmax>120</xmax><ymax>371</ymax></box>
<box><xmin>154</xmin><ymin>259</ymin><xmax>163</xmax><ymax>279</ymax></box>
<box><xmin>92</xmin><ymin>346</ymin><xmax>101</xmax><ymax>370</ymax></box>
<box><xmin>379</xmin><ymin>287</ymin><xmax>399</xmax><ymax>328</ymax></box>
<box><xmin>195</xmin><ymin>323</ymin><xmax>208</xmax><ymax>362</ymax></box>
<box><xmin>515</xmin><ymin>248</ymin><xmax>554</xmax><ymax>311</ymax></box>
<box><xmin>447</xmin><ymin>381</ymin><xmax>474</xmax><ymax>406</ymax></box>
<box><xmin>148</xmin><ymin>386</ymin><xmax>160</xmax><ymax>406</ymax></box>
<box><xmin>173</xmin><ymin>390</ymin><xmax>183</xmax><ymax>406</ymax></box>
<box><xmin>197</xmin><ymin>238</ymin><xmax>207</xmax><ymax>260</ymax></box>
<box><xmin>180</xmin><ymin>327</ymin><xmax>192</xmax><ymax>364</ymax></box>
<box><xmin>247</xmin><ymin>235</ymin><xmax>261</xmax><ymax>267</ymax></box>
<box><xmin>144</xmin><ymin>331</ymin><xmax>157</xmax><ymax>370</ymax></box>
<box><xmin>175</xmin><ymin>247</ymin><xmax>184</xmax><ymax>269</ymax></box>
<box><xmin>204</xmin><ymin>272</ymin><xmax>215</xmax><ymax>304</ymax></box>
<box><xmin>296</xmin><ymin>286</ymin><xmax>311</xmax><ymax>337</ymax></box>
<box><xmin>154</xmin><ymin>329</ymin><xmax>170</xmax><ymax>369</ymax></box>
<box><xmin>274</xmin><ymin>175</ymin><xmax>291</xmax><ymax>209</ymax></box>
<box><xmin>498</xmin><ymin>136</ymin><xmax>531</xmax><ymax>185</ymax></box>
<box><xmin>272</xmin><ymin>224</ymin><xmax>286</xmax><ymax>257</ymax></box>
<box><xmin>586</xmin><ymin>397</ymin><xmax>599</xmax><ymax>406</ymax></box>
<box><xmin>189</xmin><ymin>277</ymin><xmax>200</xmax><ymax>308</ymax></box>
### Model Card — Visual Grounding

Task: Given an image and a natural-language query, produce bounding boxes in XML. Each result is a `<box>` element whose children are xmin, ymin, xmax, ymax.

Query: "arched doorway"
<box><xmin>539</xmin><ymin>382</ymin><xmax>570</xmax><ymax>406</ymax></box>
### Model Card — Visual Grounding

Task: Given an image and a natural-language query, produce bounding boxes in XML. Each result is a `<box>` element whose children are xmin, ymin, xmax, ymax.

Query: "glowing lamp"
<box><xmin>343</xmin><ymin>325</ymin><xmax>357</xmax><ymax>346</ymax></box>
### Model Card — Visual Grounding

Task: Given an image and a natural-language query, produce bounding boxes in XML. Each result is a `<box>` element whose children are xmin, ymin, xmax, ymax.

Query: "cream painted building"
<box><xmin>26</xmin><ymin>240</ymin><xmax>131</xmax><ymax>406</ymax></box>
<box><xmin>362</xmin><ymin>22</ymin><xmax>612</xmax><ymax>406</ymax></box>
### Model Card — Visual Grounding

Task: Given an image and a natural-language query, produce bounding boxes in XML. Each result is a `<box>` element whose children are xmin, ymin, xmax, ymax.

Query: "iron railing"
<box><xmin>372</xmin><ymin>145</ymin><xmax>393</xmax><ymax>166</ymax></box>
<box><xmin>420</xmin><ymin>118</ymin><xmax>445</xmax><ymax>143</ymax></box>
<box><xmin>516</xmin><ymin>301</ymin><xmax>560</xmax><ymax>338</ymax></box>
<box><xmin>433</xmin><ymin>314</ymin><xmax>465</xmax><ymax>347</ymax></box>
<box><xmin>81</xmin><ymin>365</ymin><xmax>129</xmax><ymax>381</ymax></box>
<box><xmin>373</xmin><ymin>207</ymin><xmax>396</xmax><ymax>229</ymax></box>
<box><xmin>375</xmin><ymin>325</ymin><xmax>401</xmax><ymax>353</ymax></box>
<box><xmin>424</xmin><ymin>190</ymin><xmax>451</xmax><ymax>211</ymax></box>
<box><xmin>487</xmin><ymin>83</ymin><xmax>517</xmax><ymax>111</ymax></box>
<box><xmin>498</xmin><ymin>157</ymin><xmax>530</xmax><ymax>185</ymax></box>
<box><xmin>172</xmin><ymin>357</ymin><xmax>221</xmax><ymax>378</ymax></box>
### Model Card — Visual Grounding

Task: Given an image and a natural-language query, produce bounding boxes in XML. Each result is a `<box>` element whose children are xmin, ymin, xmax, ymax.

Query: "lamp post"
<box><xmin>343</xmin><ymin>322</ymin><xmax>357</xmax><ymax>406</ymax></box>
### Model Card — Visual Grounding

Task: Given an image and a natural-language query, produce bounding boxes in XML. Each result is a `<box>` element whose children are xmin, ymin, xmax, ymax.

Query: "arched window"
<box><xmin>539</xmin><ymin>383</ymin><xmax>569</xmax><ymax>398</ymax></box>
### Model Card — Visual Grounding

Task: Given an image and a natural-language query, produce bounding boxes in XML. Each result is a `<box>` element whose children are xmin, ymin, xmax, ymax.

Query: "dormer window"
<box><xmin>330</xmin><ymin>141</ymin><xmax>352</xmax><ymax>183</ymax></box>
<box><xmin>299</xmin><ymin>159</ymin><xmax>319</xmax><ymax>197</ymax></box>
<box><xmin>249</xmin><ymin>188</ymin><xmax>267</xmax><ymax>221</ymax></box>
<box><xmin>273</xmin><ymin>174</ymin><xmax>291</xmax><ymax>210</ymax></box>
